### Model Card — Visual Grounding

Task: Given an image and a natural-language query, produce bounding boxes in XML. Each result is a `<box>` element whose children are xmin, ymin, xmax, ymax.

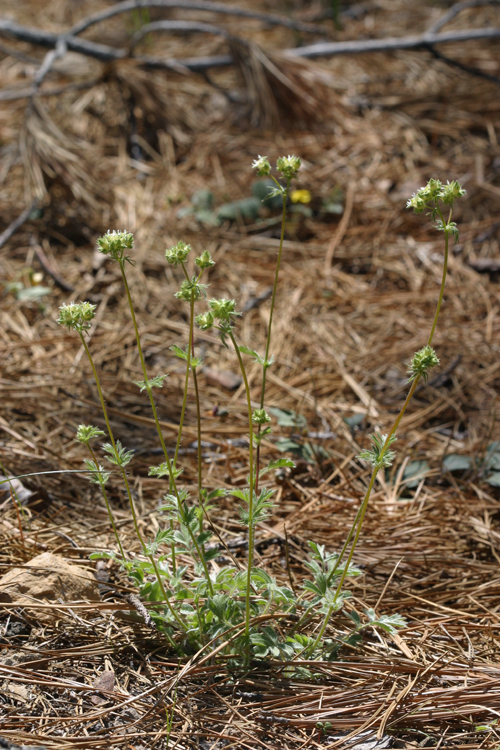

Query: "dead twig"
<box><xmin>428</xmin><ymin>0</ymin><xmax>500</xmax><ymax>34</ymax></box>
<box><xmin>67</xmin><ymin>0</ymin><xmax>326</xmax><ymax>37</ymax></box>
<box><xmin>287</xmin><ymin>26</ymin><xmax>500</xmax><ymax>60</ymax></box>
<box><xmin>33</xmin><ymin>243</ymin><xmax>75</xmax><ymax>293</ymax></box>
<box><xmin>0</xmin><ymin>199</ymin><xmax>38</xmax><ymax>250</ymax></box>
<box><xmin>1</xmin><ymin>20</ymin><xmax>499</xmax><ymax>74</ymax></box>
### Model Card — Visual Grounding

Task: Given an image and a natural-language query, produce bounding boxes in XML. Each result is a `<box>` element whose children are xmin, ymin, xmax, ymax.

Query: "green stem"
<box><xmin>229</xmin><ymin>330</ymin><xmax>255</xmax><ymax>649</ymax></box>
<box><xmin>173</xmin><ymin>290</ymin><xmax>195</xmax><ymax>471</ymax></box>
<box><xmin>79</xmin><ymin>333</ymin><xmax>185</xmax><ymax>630</ymax></box>
<box><xmin>79</xmin><ymin>333</ymin><xmax>144</xmax><ymax>549</ymax></box>
<box><xmin>312</xmin><ymin>208</ymin><xmax>452</xmax><ymax>652</ymax></box>
<box><xmin>192</xmin><ymin>367</ymin><xmax>204</xmax><ymax>533</ymax></box>
<box><xmin>87</xmin><ymin>444</ymin><xmax>126</xmax><ymax>560</ymax></box>
<box><xmin>118</xmin><ymin>261</ymin><xmax>213</xmax><ymax>595</ymax></box>
<box><xmin>427</xmin><ymin>207</ymin><xmax>450</xmax><ymax>348</ymax></box>
<box><xmin>255</xmin><ymin>181</ymin><xmax>289</xmax><ymax>495</ymax></box>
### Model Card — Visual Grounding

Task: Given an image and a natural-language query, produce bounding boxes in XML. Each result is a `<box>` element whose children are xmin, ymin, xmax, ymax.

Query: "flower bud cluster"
<box><xmin>76</xmin><ymin>424</ymin><xmax>104</xmax><ymax>444</ymax></box>
<box><xmin>195</xmin><ymin>250</ymin><xmax>215</xmax><ymax>270</ymax></box>
<box><xmin>196</xmin><ymin>298</ymin><xmax>240</xmax><ymax>334</ymax></box>
<box><xmin>208</xmin><ymin>298</ymin><xmax>239</xmax><ymax>322</ymax></box>
<box><xmin>252</xmin><ymin>154</ymin><xmax>301</xmax><ymax>181</ymax></box>
<box><xmin>175</xmin><ymin>278</ymin><xmax>207</xmax><ymax>302</ymax></box>
<box><xmin>97</xmin><ymin>230</ymin><xmax>134</xmax><ymax>261</ymax></box>
<box><xmin>276</xmin><ymin>155</ymin><xmax>301</xmax><ymax>179</ymax></box>
<box><xmin>57</xmin><ymin>302</ymin><xmax>96</xmax><ymax>332</ymax></box>
<box><xmin>406</xmin><ymin>179</ymin><xmax>465</xmax><ymax>213</ymax></box>
<box><xmin>166</xmin><ymin>240</ymin><xmax>191</xmax><ymax>266</ymax></box>
<box><xmin>407</xmin><ymin>345</ymin><xmax>439</xmax><ymax>383</ymax></box>
<box><xmin>195</xmin><ymin>311</ymin><xmax>213</xmax><ymax>330</ymax></box>
<box><xmin>252</xmin><ymin>409</ymin><xmax>271</xmax><ymax>425</ymax></box>
<box><xmin>252</xmin><ymin>155</ymin><xmax>271</xmax><ymax>176</ymax></box>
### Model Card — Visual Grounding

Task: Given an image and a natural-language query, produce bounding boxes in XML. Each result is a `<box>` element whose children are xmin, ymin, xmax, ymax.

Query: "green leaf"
<box><xmin>275</xmin><ymin>438</ymin><xmax>303</xmax><ymax>454</ymax></box>
<box><xmin>485</xmin><ymin>442</ymin><xmax>500</xmax><ymax>471</ymax></box>
<box><xmin>238</xmin><ymin>345</ymin><xmax>267</xmax><ymax>367</ymax></box>
<box><xmin>216</xmin><ymin>196</ymin><xmax>261</xmax><ymax>222</ymax></box>
<box><xmin>402</xmin><ymin>460</ymin><xmax>430</xmax><ymax>489</ymax></box>
<box><xmin>443</xmin><ymin>454</ymin><xmax>472</xmax><ymax>472</ymax></box>
<box><xmin>269</xmin><ymin>407</ymin><xmax>307</xmax><ymax>429</ymax></box>
<box><xmin>16</xmin><ymin>286</ymin><xmax>52</xmax><ymax>301</ymax></box>
<box><xmin>259</xmin><ymin>457</ymin><xmax>295</xmax><ymax>478</ymax></box>
<box><xmin>238</xmin><ymin>345</ymin><xmax>259</xmax><ymax>358</ymax></box>
<box><xmin>133</xmin><ymin>373</ymin><xmax>168</xmax><ymax>392</ymax></box>
<box><xmin>344</xmin><ymin>413</ymin><xmax>365</xmax><ymax>428</ymax></box>
<box><xmin>170</xmin><ymin>344</ymin><xmax>188</xmax><ymax>361</ymax></box>
<box><xmin>358</xmin><ymin>432</ymin><xmax>397</xmax><ymax>469</ymax></box>
<box><xmin>252</xmin><ymin>178</ymin><xmax>283</xmax><ymax>209</ymax></box>
<box><xmin>250</xmin><ymin>567</ymin><xmax>273</xmax><ymax>585</ymax></box>
<box><xmin>485</xmin><ymin>472</ymin><xmax>500</xmax><ymax>487</ymax></box>
<box><xmin>89</xmin><ymin>550</ymin><xmax>117</xmax><ymax>560</ymax></box>
<box><xmin>103</xmin><ymin>440</ymin><xmax>134</xmax><ymax>467</ymax></box>
<box><xmin>348</xmin><ymin>610</ymin><xmax>361</xmax><ymax>625</ymax></box>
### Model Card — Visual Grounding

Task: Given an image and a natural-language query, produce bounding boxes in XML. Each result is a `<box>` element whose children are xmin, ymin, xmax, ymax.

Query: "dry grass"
<box><xmin>1</xmin><ymin>0</ymin><xmax>500</xmax><ymax>747</ymax></box>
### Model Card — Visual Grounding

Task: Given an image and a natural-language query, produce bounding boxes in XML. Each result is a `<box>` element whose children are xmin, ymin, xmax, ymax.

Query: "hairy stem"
<box><xmin>173</xmin><ymin>265</ymin><xmax>196</xmax><ymax>471</ymax></box>
<box><xmin>229</xmin><ymin>330</ymin><xmax>255</xmax><ymax>648</ymax></box>
<box><xmin>79</xmin><ymin>333</ymin><xmax>186</xmax><ymax>629</ymax></box>
<box><xmin>87</xmin><ymin>443</ymin><xmax>126</xmax><ymax>560</ymax></box>
<box><xmin>119</xmin><ymin>261</ymin><xmax>213</xmax><ymax>594</ymax></box>
<box><xmin>255</xmin><ymin>182</ymin><xmax>288</xmax><ymax>494</ymax></box>
<box><xmin>314</xmin><ymin>210</ymin><xmax>452</xmax><ymax>651</ymax></box>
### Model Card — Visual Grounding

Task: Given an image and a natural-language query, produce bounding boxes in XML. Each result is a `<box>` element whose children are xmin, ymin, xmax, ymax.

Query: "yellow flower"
<box><xmin>290</xmin><ymin>189</ymin><xmax>311</xmax><ymax>204</ymax></box>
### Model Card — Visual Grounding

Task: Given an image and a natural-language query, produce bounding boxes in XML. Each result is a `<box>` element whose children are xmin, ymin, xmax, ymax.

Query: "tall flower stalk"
<box><xmin>57</xmin><ymin>302</ymin><xmax>186</xmax><ymax>632</ymax></box>
<box><xmin>251</xmin><ymin>155</ymin><xmax>301</xmax><ymax>495</ymax></box>
<box><xmin>306</xmin><ymin>178</ymin><xmax>466</xmax><ymax>654</ymax></box>
<box><xmin>96</xmin><ymin>233</ymin><xmax>214</xmax><ymax>595</ymax></box>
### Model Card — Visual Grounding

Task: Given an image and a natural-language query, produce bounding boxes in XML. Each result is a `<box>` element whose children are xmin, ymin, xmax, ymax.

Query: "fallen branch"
<box><xmin>0</xmin><ymin>19</ymin><xmax>128</xmax><ymax>61</ymax></box>
<box><xmin>428</xmin><ymin>45</ymin><xmax>500</xmax><ymax>85</ymax></box>
<box><xmin>33</xmin><ymin>243</ymin><xmax>75</xmax><ymax>293</ymax></box>
<box><xmin>0</xmin><ymin>199</ymin><xmax>38</xmax><ymax>250</ymax></box>
<box><xmin>428</xmin><ymin>0</ymin><xmax>500</xmax><ymax>33</ymax></box>
<box><xmin>130</xmin><ymin>19</ymin><xmax>230</xmax><ymax>50</ymax></box>
<box><xmin>1</xmin><ymin>19</ymin><xmax>499</xmax><ymax>73</ymax></box>
<box><xmin>67</xmin><ymin>0</ymin><xmax>326</xmax><ymax>37</ymax></box>
<box><xmin>286</xmin><ymin>26</ymin><xmax>500</xmax><ymax>60</ymax></box>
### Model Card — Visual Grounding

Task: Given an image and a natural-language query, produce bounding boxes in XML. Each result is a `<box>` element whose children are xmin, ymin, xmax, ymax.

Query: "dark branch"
<box><xmin>428</xmin><ymin>45</ymin><xmax>500</xmax><ymax>86</ymax></box>
<box><xmin>68</xmin><ymin>0</ymin><xmax>326</xmax><ymax>37</ymax></box>
<box><xmin>1</xmin><ymin>19</ymin><xmax>499</xmax><ymax>74</ymax></box>
<box><xmin>0</xmin><ymin>200</ymin><xmax>38</xmax><ymax>251</ymax></box>
<box><xmin>0</xmin><ymin>19</ymin><xmax>127</xmax><ymax>61</ymax></box>
<box><xmin>428</xmin><ymin>0</ymin><xmax>500</xmax><ymax>34</ymax></box>
<box><xmin>286</xmin><ymin>27</ymin><xmax>500</xmax><ymax>59</ymax></box>
<box><xmin>32</xmin><ymin>38</ymin><xmax>67</xmax><ymax>96</ymax></box>
<box><xmin>34</xmin><ymin>244</ymin><xmax>75</xmax><ymax>293</ymax></box>
<box><xmin>130</xmin><ymin>20</ymin><xmax>230</xmax><ymax>50</ymax></box>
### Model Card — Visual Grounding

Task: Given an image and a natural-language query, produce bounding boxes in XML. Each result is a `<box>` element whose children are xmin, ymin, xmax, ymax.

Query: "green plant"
<box><xmin>59</xmin><ymin>167</ymin><xmax>463</xmax><ymax>665</ymax></box>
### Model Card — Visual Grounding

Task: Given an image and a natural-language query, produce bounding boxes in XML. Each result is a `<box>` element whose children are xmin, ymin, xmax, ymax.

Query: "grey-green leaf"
<box><xmin>485</xmin><ymin>472</ymin><xmax>500</xmax><ymax>487</ymax></box>
<box><xmin>443</xmin><ymin>454</ymin><xmax>472</xmax><ymax>472</ymax></box>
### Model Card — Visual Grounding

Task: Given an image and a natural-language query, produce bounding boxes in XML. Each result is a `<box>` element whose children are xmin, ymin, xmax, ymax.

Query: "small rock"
<box><xmin>90</xmin><ymin>670</ymin><xmax>115</xmax><ymax>705</ymax></box>
<box><xmin>0</xmin><ymin>552</ymin><xmax>99</xmax><ymax>623</ymax></box>
<box><xmin>0</xmin><ymin>740</ymin><xmax>46</xmax><ymax>750</ymax></box>
<box><xmin>0</xmin><ymin>475</ymin><xmax>33</xmax><ymax>505</ymax></box>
